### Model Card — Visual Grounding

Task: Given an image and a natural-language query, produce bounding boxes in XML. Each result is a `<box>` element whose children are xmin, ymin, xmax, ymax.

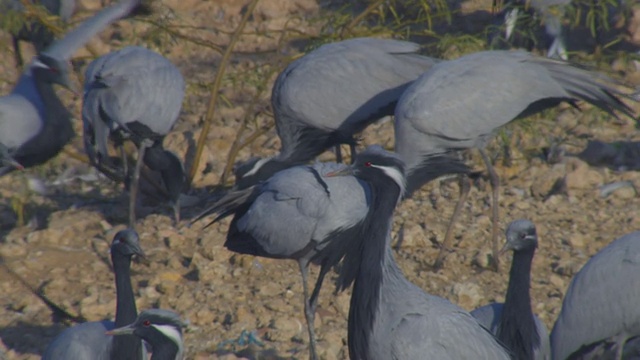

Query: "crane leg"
<box><xmin>479</xmin><ymin>148</ymin><xmax>500</xmax><ymax>272</ymax></box>
<box><xmin>433</xmin><ymin>174</ymin><xmax>470</xmax><ymax>270</ymax></box>
<box><xmin>309</xmin><ymin>264</ymin><xmax>330</xmax><ymax>318</ymax></box>
<box><xmin>128</xmin><ymin>141</ymin><xmax>150</xmax><ymax>229</ymax></box>
<box><xmin>120</xmin><ymin>145</ymin><xmax>129</xmax><ymax>181</ymax></box>
<box><xmin>298</xmin><ymin>261</ymin><xmax>319</xmax><ymax>360</ymax></box>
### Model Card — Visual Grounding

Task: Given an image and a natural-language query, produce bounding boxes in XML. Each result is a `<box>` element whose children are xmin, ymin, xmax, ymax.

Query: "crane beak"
<box><xmin>106</xmin><ymin>324</ymin><xmax>135</xmax><ymax>336</ymax></box>
<box><xmin>134</xmin><ymin>247</ymin><xmax>147</xmax><ymax>259</ymax></box>
<box><xmin>498</xmin><ymin>242</ymin><xmax>513</xmax><ymax>256</ymax></box>
<box><xmin>324</xmin><ymin>166</ymin><xmax>354</xmax><ymax>178</ymax></box>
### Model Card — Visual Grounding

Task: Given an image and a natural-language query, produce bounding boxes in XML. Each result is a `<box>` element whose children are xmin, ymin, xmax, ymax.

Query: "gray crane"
<box><xmin>550</xmin><ymin>231</ymin><xmax>640</xmax><ymax>359</ymax></box>
<box><xmin>471</xmin><ymin>219</ymin><xmax>551</xmax><ymax>360</ymax></box>
<box><xmin>495</xmin><ymin>0</ymin><xmax>571</xmax><ymax>60</ymax></box>
<box><xmin>107</xmin><ymin>309</ymin><xmax>186</xmax><ymax>360</ymax></box>
<box><xmin>394</xmin><ymin>49</ymin><xmax>634</xmax><ymax>270</ymax></box>
<box><xmin>83</xmin><ymin>45</ymin><xmax>186</xmax><ymax>227</ymax></box>
<box><xmin>195</xmin><ymin>144</ymin><xmax>469</xmax><ymax>358</ymax></box>
<box><xmin>0</xmin><ymin>0</ymin><xmax>76</xmax><ymax>66</ymax></box>
<box><xmin>42</xmin><ymin>229</ymin><xmax>145</xmax><ymax>360</ymax></box>
<box><xmin>233</xmin><ymin>37</ymin><xmax>439</xmax><ymax>190</ymax></box>
<box><xmin>0</xmin><ymin>0</ymin><xmax>143</xmax><ymax>176</ymax></box>
<box><xmin>194</xmin><ymin>161</ymin><xmax>371</xmax><ymax>360</ymax></box>
<box><xmin>326</xmin><ymin>145</ymin><xmax>511</xmax><ymax>359</ymax></box>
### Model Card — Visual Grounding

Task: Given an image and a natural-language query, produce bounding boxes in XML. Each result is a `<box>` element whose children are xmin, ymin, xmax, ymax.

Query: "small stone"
<box><xmin>565</xmin><ymin>158</ymin><xmax>603</xmax><ymax>190</ymax></box>
<box><xmin>472</xmin><ymin>246</ymin><xmax>493</xmax><ymax>269</ymax></box>
<box><xmin>399</xmin><ymin>223</ymin><xmax>427</xmax><ymax>248</ymax></box>
<box><xmin>449</xmin><ymin>282</ymin><xmax>484</xmax><ymax>310</ymax></box>
<box><xmin>268</xmin><ymin>317</ymin><xmax>303</xmax><ymax>342</ymax></box>
<box><xmin>235</xmin><ymin>306</ymin><xmax>253</xmax><ymax>325</ymax></box>
<box><xmin>567</xmin><ymin>233</ymin><xmax>585</xmax><ymax>249</ymax></box>
<box><xmin>194</xmin><ymin>308</ymin><xmax>215</xmax><ymax>326</ymax></box>
<box><xmin>549</xmin><ymin>274</ymin><xmax>566</xmax><ymax>290</ymax></box>
<box><xmin>611</xmin><ymin>186</ymin><xmax>637</xmax><ymax>200</ymax></box>
<box><xmin>259</xmin><ymin>282</ymin><xmax>282</xmax><ymax>297</ymax></box>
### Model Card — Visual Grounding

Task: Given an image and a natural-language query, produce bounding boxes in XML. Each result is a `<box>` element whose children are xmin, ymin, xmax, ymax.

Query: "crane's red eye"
<box><xmin>364</xmin><ymin>161</ymin><xmax>372</xmax><ymax>167</ymax></box>
<box><xmin>143</xmin><ymin>320</ymin><xmax>151</xmax><ymax>327</ymax></box>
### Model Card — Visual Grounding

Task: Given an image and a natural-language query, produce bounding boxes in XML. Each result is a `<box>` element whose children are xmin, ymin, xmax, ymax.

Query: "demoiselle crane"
<box><xmin>107</xmin><ymin>309</ymin><xmax>186</xmax><ymax>360</ymax></box>
<box><xmin>233</xmin><ymin>37</ymin><xmax>439</xmax><ymax>190</ymax></box>
<box><xmin>42</xmin><ymin>229</ymin><xmax>145</xmax><ymax>360</ymax></box>
<box><xmin>327</xmin><ymin>145</ymin><xmax>511</xmax><ymax>359</ymax></box>
<box><xmin>471</xmin><ymin>219</ymin><xmax>550</xmax><ymax>359</ymax></box>
<box><xmin>0</xmin><ymin>0</ymin><xmax>145</xmax><ymax>176</ymax></box>
<box><xmin>394</xmin><ymin>49</ymin><xmax>634</xmax><ymax>270</ymax></box>
<box><xmin>551</xmin><ymin>231</ymin><xmax>640</xmax><ymax>359</ymax></box>
<box><xmin>83</xmin><ymin>45</ymin><xmax>186</xmax><ymax>227</ymax></box>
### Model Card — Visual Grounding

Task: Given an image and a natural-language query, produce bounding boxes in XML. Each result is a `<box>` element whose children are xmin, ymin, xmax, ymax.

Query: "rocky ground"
<box><xmin>1</xmin><ymin>0</ymin><xmax>640</xmax><ymax>359</ymax></box>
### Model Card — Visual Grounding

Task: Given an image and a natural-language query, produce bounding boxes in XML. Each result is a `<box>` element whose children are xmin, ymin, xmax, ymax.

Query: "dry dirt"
<box><xmin>1</xmin><ymin>0</ymin><xmax>640</xmax><ymax>359</ymax></box>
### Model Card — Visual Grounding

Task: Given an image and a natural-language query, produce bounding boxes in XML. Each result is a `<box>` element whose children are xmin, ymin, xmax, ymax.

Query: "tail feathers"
<box><xmin>539</xmin><ymin>58</ymin><xmax>636</xmax><ymax>119</ymax></box>
<box><xmin>192</xmin><ymin>186</ymin><xmax>257</xmax><ymax>228</ymax></box>
<box><xmin>310</xmin><ymin>225</ymin><xmax>364</xmax><ymax>293</ymax></box>
<box><xmin>405</xmin><ymin>152</ymin><xmax>471</xmax><ymax>197</ymax></box>
<box><xmin>224</xmin><ymin>221</ymin><xmax>269</xmax><ymax>257</ymax></box>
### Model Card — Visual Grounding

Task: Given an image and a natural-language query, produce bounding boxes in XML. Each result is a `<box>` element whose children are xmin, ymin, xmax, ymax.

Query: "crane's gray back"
<box><xmin>551</xmin><ymin>231</ymin><xmax>640</xmax><ymax>360</ymax></box>
<box><xmin>273</xmin><ymin>37</ymin><xmax>439</xmax><ymax>156</ymax></box>
<box><xmin>83</xmin><ymin>46</ymin><xmax>185</xmax><ymax>136</ymax></box>
<box><xmin>235</xmin><ymin>162</ymin><xmax>368</xmax><ymax>257</ymax></box>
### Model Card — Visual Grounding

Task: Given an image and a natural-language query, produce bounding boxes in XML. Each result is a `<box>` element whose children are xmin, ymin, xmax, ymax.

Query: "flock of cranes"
<box><xmin>1</xmin><ymin>0</ymin><xmax>640</xmax><ymax>359</ymax></box>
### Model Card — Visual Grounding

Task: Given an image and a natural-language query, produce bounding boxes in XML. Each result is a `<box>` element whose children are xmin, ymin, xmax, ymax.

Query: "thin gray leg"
<box><xmin>479</xmin><ymin>148</ymin><xmax>500</xmax><ymax>272</ymax></box>
<box><xmin>434</xmin><ymin>174</ymin><xmax>470</xmax><ymax>270</ymax></box>
<box><xmin>298</xmin><ymin>261</ymin><xmax>319</xmax><ymax>360</ymax></box>
<box><xmin>128</xmin><ymin>141</ymin><xmax>150</xmax><ymax>229</ymax></box>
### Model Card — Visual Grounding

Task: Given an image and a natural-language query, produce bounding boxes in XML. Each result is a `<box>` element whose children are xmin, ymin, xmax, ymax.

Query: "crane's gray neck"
<box><xmin>497</xmin><ymin>248</ymin><xmax>539</xmax><ymax>360</ymax></box>
<box><xmin>14</xmin><ymin>73</ymin><xmax>45</xmax><ymax>108</ymax></box>
<box><xmin>346</xmin><ymin>179</ymin><xmax>401</xmax><ymax>360</ymax></box>
<box><xmin>111</xmin><ymin>252</ymin><xmax>143</xmax><ymax>360</ymax></box>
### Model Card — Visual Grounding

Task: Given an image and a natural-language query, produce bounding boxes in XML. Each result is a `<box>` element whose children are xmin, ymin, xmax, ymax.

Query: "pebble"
<box><xmin>449</xmin><ymin>282</ymin><xmax>484</xmax><ymax>310</ymax></box>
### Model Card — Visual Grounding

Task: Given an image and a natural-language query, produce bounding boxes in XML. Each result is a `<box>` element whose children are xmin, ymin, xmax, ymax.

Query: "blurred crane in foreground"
<box><xmin>0</xmin><ymin>0</ymin><xmax>77</xmax><ymax>66</ymax></box>
<box><xmin>42</xmin><ymin>229</ymin><xmax>146</xmax><ymax>360</ymax></box>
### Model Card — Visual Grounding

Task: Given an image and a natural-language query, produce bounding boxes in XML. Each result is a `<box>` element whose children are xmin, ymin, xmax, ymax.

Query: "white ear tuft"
<box><xmin>243</xmin><ymin>157</ymin><xmax>272</xmax><ymax>177</ymax></box>
<box><xmin>32</xmin><ymin>59</ymin><xmax>50</xmax><ymax>69</ymax></box>
<box><xmin>370</xmin><ymin>164</ymin><xmax>406</xmax><ymax>196</ymax></box>
<box><xmin>151</xmin><ymin>324</ymin><xmax>183</xmax><ymax>346</ymax></box>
